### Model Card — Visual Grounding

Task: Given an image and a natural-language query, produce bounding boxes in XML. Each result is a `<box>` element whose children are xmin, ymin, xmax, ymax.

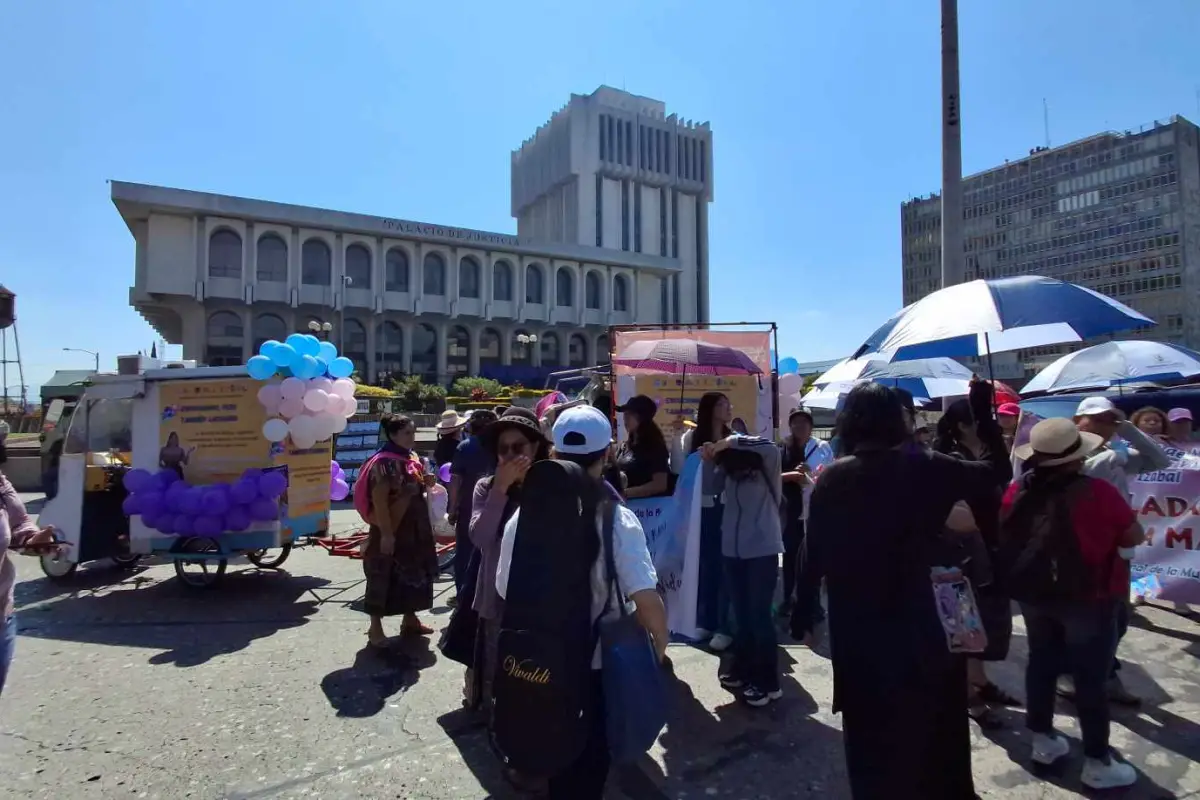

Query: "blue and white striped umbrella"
<box><xmin>853</xmin><ymin>276</ymin><xmax>1155</xmax><ymax>363</ymax></box>
<box><xmin>1022</xmin><ymin>340</ymin><xmax>1200</xmax><ymax>395</ymax></box>
<box><xmin>814</xmin><ymin>356</ymin><xmax>973</xmax><ymax>398</ymax></box>
<box><xmin>802</xmin><ymin>380</ymin><xmax>935</xmax><ymax>410</ymax></box>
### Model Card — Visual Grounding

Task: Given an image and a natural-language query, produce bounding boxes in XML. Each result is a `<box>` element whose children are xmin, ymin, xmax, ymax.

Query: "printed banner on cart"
<box><xmin>626</xmin><ymin>453</ymin><xmax>703</xmax><ymax>638</ymax></box>
<box><xmin>158</xmin><ymin>378</ymin><xmax>269</xmax><ymax>485</ymax></box>
<box><xmin>1015</xmin><ymin>411</ymin><xmax>1200</xmax><ymax>604</ymax></box>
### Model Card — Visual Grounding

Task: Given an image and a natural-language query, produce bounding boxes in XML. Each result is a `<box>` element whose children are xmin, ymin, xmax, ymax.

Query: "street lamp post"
<box><xmin>515</xmin><ymin>333</ymin><xmax>538</xmax><ymax>365</ymax></box>
<box><xmin>307</xmin><ymin>320</ymin><xmax>333</xmax><ymax>341</ymax></box>
<box><xmin>940</xmin><ymin>0</ymin><xmax>964</xmax><ymax>289</ymax></box>
<box><xmin>63</xmin><ymin>347</ymin><xmax>100</xmax><ymax>372</ymax></box>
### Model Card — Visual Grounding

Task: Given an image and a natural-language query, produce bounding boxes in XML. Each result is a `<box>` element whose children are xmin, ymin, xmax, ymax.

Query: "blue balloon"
<box><xmin>317</xmin><ymin>341</ymin><xmax>338</xmax><ymax>365</ymax></box>
<box><xmin>259</xmin><ymin>339</ymin><xmax>283</xmax><ymax>359</ymax></box>
<box><xmin>296</xmin><ymin>354</ymin><xmax>321</xmax><ymax>380</ymax></box>
<box><xmin>769</xmin><ymin>348</ymin><xmax>779</xmax><ymax>370</ymax></box>
<box><xmin>247</xmin><ymin>355</ymin><xmax>276</xmax><ymax>381</ymax></box>
<box><xmin>285</xmin><ymin>333</ymin><xmax>308</xmax><ymax>352</ymax></box>
<box><xmin>779</xmin><ymin>357</ymin><xmax>800</xmax><ymax>375</ymax></box>
<box><xmin>270</xmin><ymin>343</ymin><xmax>298</xmax><ymax>369</ymax></box>
<box><xmin>328</xmin><ymin>356</ymin><xmax>354</xmax><ymax>379</ymax></box>
<box><xmin>298</xmin><ymin>335</ymin><xmax>322</xmax><ymax>358</ymax></box>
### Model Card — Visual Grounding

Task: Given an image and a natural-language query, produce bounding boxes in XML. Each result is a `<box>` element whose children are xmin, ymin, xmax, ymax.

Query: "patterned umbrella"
<box><xmin>613</xmin><ymin>339</ymin><xmax>762</xmax><ymax>375</ymax></box>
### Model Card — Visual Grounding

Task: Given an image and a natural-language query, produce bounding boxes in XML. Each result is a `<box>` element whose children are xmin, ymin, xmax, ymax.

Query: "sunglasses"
<box><xmin>497</xmin><ymin>441</ymin><xmax>529</xmax><ymax>458</ymax></box>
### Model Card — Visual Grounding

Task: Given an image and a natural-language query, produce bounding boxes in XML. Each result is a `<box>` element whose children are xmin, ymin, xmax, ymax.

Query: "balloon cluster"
<box><xmin>246</xmin><ymin>334</ymin><xmax>358</xmax><ymax>450</ymax></box>
<box><xmin>122</xmin><ymin>467</ymin><xmax>286</xmax><ymax>536</ymax></box>
<box><xmin>330</xmin><ymin>460</ymin><xmax>349</xmax><ymax>501</ymax></box>
<box><xmin>776</xmin><ymin>355</ymin><xmax>804</xmax><ymax>415</ymax></box>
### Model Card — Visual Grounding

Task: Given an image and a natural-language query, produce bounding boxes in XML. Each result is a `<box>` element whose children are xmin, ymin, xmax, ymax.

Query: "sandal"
<box><xmin>978</xmin><ymin>682</ymin><xmax>1022</xmax><ymax>708</ymax></box>
<box><xmin>401</xmin><ymin>622</ymin><xmax>435</xmax><ymax>637</ymax></box>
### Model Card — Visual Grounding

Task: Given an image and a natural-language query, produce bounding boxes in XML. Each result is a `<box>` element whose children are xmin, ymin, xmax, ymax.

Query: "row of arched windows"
<box><xmin>204</xmin><ymin>311</ymin><xmax>605</xmax><ymax>378</ymax></box>
<box><xmin>207</xmin><ymin>230</ymin><xmax>631</xmax><ymax>310</ymax></box>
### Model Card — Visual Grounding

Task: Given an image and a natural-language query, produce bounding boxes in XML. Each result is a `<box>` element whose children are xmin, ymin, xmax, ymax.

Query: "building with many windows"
<box><xmin>901</xmin><ymin>115</ymin><xmax>1200</xmax><ymax>378</ymax></box>
<box><xmin>114</xmin><ymin>86</ymin><xmax>714</xmax><ymax>386</ymax></box>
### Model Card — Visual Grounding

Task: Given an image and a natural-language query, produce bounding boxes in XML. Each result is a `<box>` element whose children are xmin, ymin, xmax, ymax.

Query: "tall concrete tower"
<box><xmin>511</xmin><ymin>87</ymin><xmax>714</xmax><ymax>324</ymax></box>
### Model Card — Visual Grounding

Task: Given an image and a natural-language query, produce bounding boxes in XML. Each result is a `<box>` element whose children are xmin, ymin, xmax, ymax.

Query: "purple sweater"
<box><xmin>1</xmin><ymin>475</ymin><xmax>39</xmax><ymax>618</ymax></box>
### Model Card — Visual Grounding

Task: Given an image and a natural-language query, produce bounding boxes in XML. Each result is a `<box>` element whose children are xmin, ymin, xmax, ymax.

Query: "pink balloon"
<box><xmin>279</xmin><ymin>396</ymin><xmax>304</xmax><ymax>420</ymax></box>
<box><xmin>303</xmin><ymin>389</ymin><xmax>329</xmax><ymax>413</ymax></box>
<box><xmin>280</xmin><ymin>376</ymin><xmax>306</xmax><ymax>401</ymax></box>
<box><xmin>312</xmin><ymin>377</ymin><xmax>334</xmax><ymax>395</ymax></box>
<box><xmin>332</xmin><ymin>378</ymin><xmax>356</xmax><ymax>401</ymax></box>
<box><xmin>257</xmin><ymin>383</ymin><xmax>282</xmax><ymax>408</ymax></box>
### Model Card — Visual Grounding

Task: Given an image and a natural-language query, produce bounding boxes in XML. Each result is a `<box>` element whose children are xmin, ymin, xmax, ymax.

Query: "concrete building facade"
<box><xmin>115</xmin><ymin>86</ymin><xmax>713</xmax><ymax>386</ymax></box>
<box><xmin>901</xmin><ymin>115</ymin><xmax>1200</xmax><ymax>378</ymax></box>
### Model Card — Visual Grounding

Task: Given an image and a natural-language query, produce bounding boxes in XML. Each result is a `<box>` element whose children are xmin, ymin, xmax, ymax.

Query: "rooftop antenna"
<box><xmin>1043</xmin><ymin>98</ymin><xmax>1051</xmax><ymax>148</ymax></box>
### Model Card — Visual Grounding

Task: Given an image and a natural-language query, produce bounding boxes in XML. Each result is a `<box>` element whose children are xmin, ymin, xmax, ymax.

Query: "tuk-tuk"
<box><xmin>37</xmin><ymin>365</ymin><xmax>332</xmax><ymax>588</ymax></box>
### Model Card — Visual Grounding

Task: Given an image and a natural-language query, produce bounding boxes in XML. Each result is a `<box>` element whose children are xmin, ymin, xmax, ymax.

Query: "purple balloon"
<box><xmin>156</xmin><ymin>515</ymin><xmax>177</xmax><ymax>535</ymax></box>
<box><xmin>240</xmin><ymin>468</ymin><xmax>264</xmax><ymax>483</ymax></box>
<box><xmin>174</xmin><ymin>514</ymin><xmax>196</xmax><ymax>536</ymax></box>
<box><xmin>224</xmin><ymin>505</ymin><xmax>252</xmax><ymax>532</ymax></box>
<box><xmin>330</xmin><ymin>460</ymin><xmax>340</xmax><ymax>478</ymax></box>
<box><xmin>165</xmin><ymin>481</ymin><xmax>190</xmax><ymax>511</ymax></box>
<box><xmin>202</xmin><ymin>486</ymin><xmax>231</xmax><ymax>516</ymax></box>
<box><xmin>140</xmin><ymin>510</ymin><xmax>160</xmax><ymax>529</ymax></box>
<box><xmin>230</xmin><ymin>478</ymin><xmax>259</xmax><ymax>505</ymax></box>
<box><xmin>179</xmin><ymin>487</ymin><xmax>204</xmax><ymax>516</ymax></box>
<box><xmin>122</xmin><ymin>494</ymin><xmax>142</xmax><ymax>516</ymax></box>
<box><xmin>194</xmin><ymin>515</ymin><xmax>222</xmax><ymax>536</ymax></box>
<box><xmin>158</xmin><ymin>468</ymin><xmax>182</xmax><ymax>487</ymax></box>
<box><xmin>330</xmin><ymin>478</ymin><xmax>350</xmax><ymax>502</ymax></box>
<box><xmin>249</xmin><ymin>498</ymin><xmax>279</xmax><ymax>522</ymax></box>
<box><xmin>258</xmin><ymin>471</ymin><xmax>288</xmax><ymax>499</ymax></box>
<box><xmin>123</xmin><ymin>469</ymin><xmax>155</xmax><ymax>493</ymax></box>
<box><xmin>139</xmin><ymin>490</ymin><xmax>164</xmax><ymax>517</ymax></box>
<box><xmin>438</xmin><ymin>463</ymin><xmax>452</xmax><ymax>484</ymax></box>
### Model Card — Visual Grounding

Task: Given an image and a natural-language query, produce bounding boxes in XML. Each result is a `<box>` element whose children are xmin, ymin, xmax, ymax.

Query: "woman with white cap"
<box><xmin>1003</xmin><ymin>417</ymin><xmax>1146</xmax><ymax>790</ymax></box>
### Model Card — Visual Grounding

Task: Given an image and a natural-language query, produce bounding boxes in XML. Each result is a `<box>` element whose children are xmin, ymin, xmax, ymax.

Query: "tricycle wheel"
<box><xmin>173</xmin><ymin>538</ymin><xmax>227</xmax><ymax>589</ymax></box>
<box><xmin>111</xmin><ymin>553</ymin><xmax>142</xmax><ymax>570</ymax></box>
<box><xmin>40</xmin><ymin>552</ymin><xmax>78</xmax><ymax>581</ymax></box>
<box><xmin>246</xmin><ymin>544</ymin><xmax>292</xmax><ymax>569</ymax></box>
<box><xmin>437</xmin><ymin>544</ymin><xmax>456</xmax><ymax>575</ymax></box>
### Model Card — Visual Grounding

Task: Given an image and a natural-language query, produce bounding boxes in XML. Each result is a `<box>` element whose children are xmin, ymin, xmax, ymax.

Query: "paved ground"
<box><xmin>1</xmin><ymin>501</ymin><xmax>1198</xmax><ymax>799</ymax></box>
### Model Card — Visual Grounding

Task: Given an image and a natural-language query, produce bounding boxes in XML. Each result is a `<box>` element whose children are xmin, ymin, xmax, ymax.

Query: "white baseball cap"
<box><xmin>552</xmin><ymin>405</ymin><xmax>613</xmax><ymax>455</ymax></box>
<box><xmin>1075</xmin><ymin>396</ymin><xmax>1124</xmax><ymax>420</ymax></box>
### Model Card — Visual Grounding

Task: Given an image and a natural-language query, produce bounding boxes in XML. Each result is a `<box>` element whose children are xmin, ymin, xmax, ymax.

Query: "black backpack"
<box><xmin>489</xmin><ymin>459</ymin><xmax>606</xmax><ymax>776</ymax></box>
<box><xmin>996</xmin><ymin>472</ymin><xmax>1094</xmax><ymax>604</ymax></box>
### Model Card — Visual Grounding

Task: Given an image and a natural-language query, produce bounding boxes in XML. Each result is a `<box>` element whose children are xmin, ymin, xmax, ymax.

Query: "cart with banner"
<box><xmin>37</xmin><ymin>363</ymin><xmax>334</xmax><ymax>589</ymax></box>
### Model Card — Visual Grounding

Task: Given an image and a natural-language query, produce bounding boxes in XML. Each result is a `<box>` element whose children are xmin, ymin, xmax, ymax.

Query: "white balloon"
<box><xmin>343</xmin><ymin>398</ymin><xmax>358</xmax><ymax>419</ymax></box>
<box><xmin>778</xmin><ymin>373</ymin><xmax>804</xmax><ymax>396</ymax></box>
<box><xmin>313</xmin><ymin>411</ymin><xmax>339</xmax><ymax>441</ymax></box>
<box><xmin>312</xmin><ymin>377</ymin><xmax>334</xmax><ymax>395</ymax></box>
<box><xmin>262</xmin><ymin>418</ymin><xmax>289</xmax><ymax>443</ymax></box>
<box><xmin>330</xmin><ymin>414</ymin><xmax>348</xmax><ymax>435</ymax></box>
<box><xmin>324</xmin><ymin>394</ymin><xmax>345</xmax><ymax>417</ymax></box>
<box><xmin>292</xmin><ymin>433</ymin><xmax>317</xmax><ymax>450</ymax></box>
<box><xmin>303</xmin><ymin>389</ymin><xmax>329</xmax><ymax>413</ymax></box>
<box><xmin>332</xmin><ymin>378</ymin><xmax>356</xmax><ymax>401</ymax></box>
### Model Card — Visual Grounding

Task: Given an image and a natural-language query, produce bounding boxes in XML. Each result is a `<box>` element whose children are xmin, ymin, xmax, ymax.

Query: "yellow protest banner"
<box><xmin>158</xmin><ymin>378</ymin><xmax>269</xmax><ymax>485</ymax></box>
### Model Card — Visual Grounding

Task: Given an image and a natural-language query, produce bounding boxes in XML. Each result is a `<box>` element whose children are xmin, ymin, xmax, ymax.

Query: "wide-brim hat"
<box><xmin>436</xmin><ymin>410</ymin><xmax>467</xmax><ymax>432</ymax></box>
<box><xmin>480</xmin><ymin>407</ymin><xmax>547</xmax><ymax>452</ymax></box>
<box><xmin>1013</xmin><ymin>417</ymin><xmax>1104</xmax><ymax>467</ymax></box>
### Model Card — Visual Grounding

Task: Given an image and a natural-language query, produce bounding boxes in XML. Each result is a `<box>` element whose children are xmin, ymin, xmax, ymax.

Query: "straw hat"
<box><xmin>436</xmin><ymin>409</ymin><xmax>466</xmax><ymax>432</ymax></box>
<box><xmin>1013</xmin><ymin>417</ymin><xmax>1103</xmax><ymax>467</ymax></box>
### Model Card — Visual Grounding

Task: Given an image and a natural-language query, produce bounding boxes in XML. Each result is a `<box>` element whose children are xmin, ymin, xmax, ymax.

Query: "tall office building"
<box><xmin>511</xmin><ymin>86</ymin><xmax>714</xmax><ymax>325</ymax></box>
<box><xmin>901</xmin><ymin>115</ymin><xmax>1200</xmax><ymax>377</ymax></box>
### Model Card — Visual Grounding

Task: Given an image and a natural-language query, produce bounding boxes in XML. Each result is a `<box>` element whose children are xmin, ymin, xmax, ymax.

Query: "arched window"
<box><xmin>345</xmin><ymin>244</ymin><xmax>372</xmax><ymax>290</ymax></box>
<box><xmin>512</xmin><ymin>329</ymin><xmax>534</xmax><ymax>365</ymax></box>
<box><xmin>256</xmin><ymin>234</ymin><xmax>287</xmax><ymax>282</ymax></box>
<box><xmin>423</xmin><ymin>253</ymin><xmax>446</xmax><ymax>296</ymax></box>
<box><xmin>613</xmin><ymin>274</ymin><xmax>629</xmax><ymax>312</ymax></box>
<box><xmin>448</xmin><ymin>325</ymin><xmax>470</xmax><ymax>382</ymax></box>
<box><xmin>252</xmin><ymin>313</ymin><xmax>287</xmax><ymax>352</ymax></box>
<box><xmin>585</xmin><ymin>272</ymin><xmax>602</xmax><ymax>310</ymax></box>
<box><xmin>540</xmin><ymin>332</ymin><xmax>562</xmax><ymax>366</ymax></box>
<box><xmin>205</xmin><ymin>311</ymin><xmax>244</xmax><ymax>367</ymax></box>
<box><xmin>375</xmin><ymin>321</ymin><xmax>403</xmax><ymax>381</ymax></box>
<box><xmin>412</xmin><ymin>323</ymin><xmax>438</xmax><ymax>383</ymax></box>
<box><xmin>596</xmin><ymin>334</ymin><xmax>611</xmax><ymax>363</ymax></box>
<box><xmin>208</xmin><ymin>230</ymin><xmax>242</xmax><ymax>279</ymax></box>
<box><xmin>493</xmin><ymin>260</ymin><xmax>514</xmax><ymax>301</ymax></box>
<box><xmin>385</xmin><ymin>248</ymin><xmax>410</xmax><ymax>292</ymax></box>
<box><xmin>569</xmin><ymin>333</ymin><xmax>588</xmax><ymax>367</ymax></box>
<box><xmin>525</xmin><ymin>265</ymin><xmax>544</xmax><ymax>304</ymax></box>
<box><xmin>302</xmin><ymin>239</ymin><xmax>332</xmax><ymax>286</ymax></box>
<box><xmin>556</xmin><ymin>268</ymin><xmax>574</xmax><ymax>307</ymax></box>
<box><xmin>459</xmin><ymin>257</ymin><xmax>481</xmax><ymax>299</ymax></box>
<box><xmin>343</xmin><ymin>319</ymin><xmax>367</xmax><ymax>378</ymax></box>
<box><xmin>480</xmin><ymin>327</ymin><xmax>502</xmax><ymax>367</ymax></box>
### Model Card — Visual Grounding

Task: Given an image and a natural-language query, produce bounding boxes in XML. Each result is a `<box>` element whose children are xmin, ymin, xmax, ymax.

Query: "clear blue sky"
<box><xmin>2</xmin><ymin>0</ymin><xmax>1197</xmax><ymax>398</ymax></box>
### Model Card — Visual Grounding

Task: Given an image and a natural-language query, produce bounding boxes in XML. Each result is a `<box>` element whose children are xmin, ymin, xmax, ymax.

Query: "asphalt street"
<box><xmin>1</xmin><ymin>501</ymin><xmax>1197</xmax><ymax>799</ymax></box>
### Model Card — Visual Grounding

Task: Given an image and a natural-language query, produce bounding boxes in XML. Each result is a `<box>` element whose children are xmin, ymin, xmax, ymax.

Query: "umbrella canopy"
<box><xmin>613</xmin><ymin>339</ymin><xmax>762</xmax><ymax>375</ymax></box>
<box><xmin>815</xmin><ymin>356</ymin><xmax>973</xmax><ymax>396</ymax></box>
<box><xmin>852</xmin><ymin>276</ymin><xmax>1155</xmax><ymax>363</ymax></box>
<box><xmin>1021</xmin><ymin>340</ymin><xmax>1200</xmax><ymax>395</ymax></box>
<box><xmin>802</xmin><ymin>382</ymin><xmax>931</xmax><ymax>411</ymax></box>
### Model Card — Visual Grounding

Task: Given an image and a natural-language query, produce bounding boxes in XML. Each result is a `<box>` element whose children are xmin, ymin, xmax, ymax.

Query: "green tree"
<box><xmin>450</xmin><ymin>377</ymin><xmax>503</xmax><ymax>398</ymax></box>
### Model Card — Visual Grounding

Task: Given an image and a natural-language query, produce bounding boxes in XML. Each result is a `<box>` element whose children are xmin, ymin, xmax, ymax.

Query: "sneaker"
<box><xmin>1056</xmin><ymin>676</ymin><xmax>1075</xmax><ymax>699</ymax></box>
<box><xmin>1106</xmin><ymin>675</ymin><xmax>1141</xmax><ymax>707</ymax></box>
<box><xmin>718</xmin><ymin>673</ymin><xmax>744</xmax><ymax>691</ymax></box>
<box><xmin>1030</xmin><ymin>732</ymin><xmax>1070</xmax><ymax>766</ymax></box>
<box><xmin>709</xmin><ymin>633</ymin><xmax>734</xmax><ymax>652</ymax></box>
<box><xmin>1081</xmin><ymin>756</ymin><xmax>1137</xmax><ymax>789</ymax></box>
<box><xmin>741</xmin><ymin>686</ymin><xmax>783</xmax><ymax>707</ymax></box>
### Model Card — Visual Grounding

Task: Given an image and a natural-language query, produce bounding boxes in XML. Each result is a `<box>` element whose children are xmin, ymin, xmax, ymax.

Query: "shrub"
<box><xmin>451</xmin><ymin>377</ymin><xmax>504</xmax><ymax>398</ymax></box>
<box><xmin>511</xmin><ymin>388</ymin><xmax>556</xmax><ymax>398</ymax></box>
<box><xmin>353</xmin><ymin>383</ymin><xmax>393</xmax><ymax>398</ymax></box>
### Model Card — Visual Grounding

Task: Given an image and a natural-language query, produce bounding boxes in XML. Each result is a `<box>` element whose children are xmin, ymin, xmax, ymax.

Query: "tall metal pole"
<box><xmin>940</xmin><ymin>0</ymin><xmax>964</xmax><ymax>288</ymax></box>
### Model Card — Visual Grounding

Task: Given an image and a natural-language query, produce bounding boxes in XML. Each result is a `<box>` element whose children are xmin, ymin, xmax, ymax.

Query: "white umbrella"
<box><xmin>815</xmin><ymin>356</ymin><xmax>973</xmax><ymax>398</ymax></box>
<box><xmin>802</xmin><ymin>382</ymin><xmax>931</xmax><ymax>411</ymax></box>
<box><xmin>853</xmin><ymin>276</ymin><xmax>1155</xmax><ymax>363</ymax></box>
<box><xmin>1022</xmin><ymin>340</ymin><xmax>1200</xmax><ymax>395</ymax></box>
